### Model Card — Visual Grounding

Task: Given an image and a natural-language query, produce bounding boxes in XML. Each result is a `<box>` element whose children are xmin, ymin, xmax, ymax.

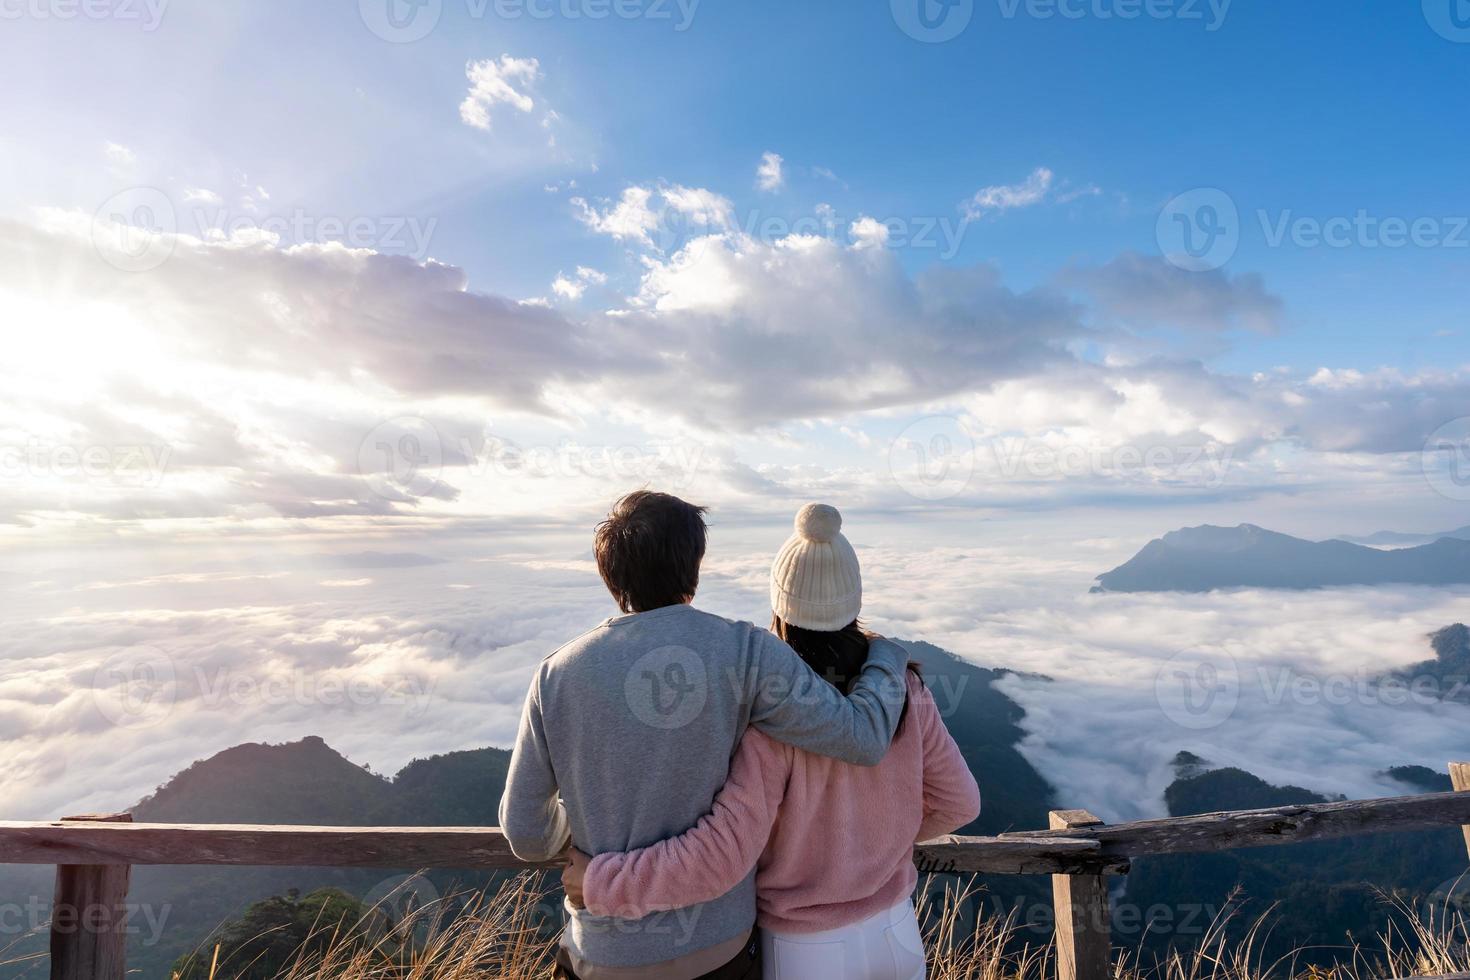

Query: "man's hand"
<box><xmin>562</xmin><ymin>847</ymin><xmax>591</xmax><ymax>910</ymax></box>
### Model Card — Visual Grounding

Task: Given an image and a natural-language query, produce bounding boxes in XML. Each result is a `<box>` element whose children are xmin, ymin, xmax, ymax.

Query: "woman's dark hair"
<box><xmin>770</xmin><ymin>616</ymin><xmax>921</xmax><ymax>731</ymax></box>
<box><xmin>595</xmin><ymin>491</ymin><xmax>708</xmax><ymax>614</ymax></box>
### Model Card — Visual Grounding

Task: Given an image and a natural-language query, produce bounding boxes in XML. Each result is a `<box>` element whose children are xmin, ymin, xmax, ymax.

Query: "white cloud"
<box><xmin>963</xmin><ymin>166</ymin><xmax>1054</xmax><ymax>220</ymax></box>
<box><xmin>550</xmin><ymin>266</ymin><xmax>607</xmax><ymax>301</ymax></box>
<box><xmin>103</xmin><ymin>141</ymin><xmax>136</xmax><ymax>170</ymax></box>
<box><xmin>6</xmin><ymin>196</ymin><xmax>1469</xmax><ymax>533</ymax></box>
<box><xmin>756</xmin><ymin>151</ymin><xmax>785</xmax><ymax>192</ymax></box>
<box><xmin>459</xmin><ymin>55</ymin><xmax>541</xmax><ymax>131</ymax></box>
<box><xmin>573</xmin><ymin>184</ymin><xmax>733</xmax><ymax>250</ymax></box>
<box><xmin>849</xmin><ymin>216</ymin><xmax>890</xmax><ymax>249</ymax></box>
<box><xmin>572</xmin><ymin>186</ymin><xmax>661</xmax><ymax>246</ymax></box>
<box><xmin>182</xmin><ymin>187</ymin><xmax>223</xmax><ymax>206</ymax></box>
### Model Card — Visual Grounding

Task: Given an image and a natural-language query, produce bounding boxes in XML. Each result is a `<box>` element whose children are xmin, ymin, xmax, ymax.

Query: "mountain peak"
<box><xmin>1096</xmin><ymin>524</ymin><xmax>1470</xmax><ymax>593</ymax></box>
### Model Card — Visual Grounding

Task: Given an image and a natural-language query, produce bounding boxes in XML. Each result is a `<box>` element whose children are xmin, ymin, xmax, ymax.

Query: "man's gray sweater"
<box><xmin>498</xmin><ymin>603</ymin><xmax>908</xmax><ymax>970</ymax></box>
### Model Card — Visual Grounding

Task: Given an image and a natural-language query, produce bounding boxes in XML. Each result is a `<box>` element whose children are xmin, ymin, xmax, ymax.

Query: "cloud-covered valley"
<box><xmin>4</xmin><ymin>523</ymin><xmax>1466</xmax><ymax>824</ymax></box>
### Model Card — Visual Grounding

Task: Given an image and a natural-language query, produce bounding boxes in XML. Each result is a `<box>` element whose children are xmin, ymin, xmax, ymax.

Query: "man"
<box><xmin>499</xmin><ymin>491</ymin><xmax>908</xmax><ymax>980</ymax></box>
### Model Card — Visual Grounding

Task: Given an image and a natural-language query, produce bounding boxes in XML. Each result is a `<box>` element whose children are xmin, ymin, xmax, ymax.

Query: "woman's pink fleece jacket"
<box><xmin>583</xmin><ymin>671</ymin><xmax>982</xmax><ymax>933</ymax></box>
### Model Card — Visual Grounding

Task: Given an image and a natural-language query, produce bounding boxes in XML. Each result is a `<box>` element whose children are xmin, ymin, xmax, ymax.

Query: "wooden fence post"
<box><xmin>50</xmin><ymin>813</ymin><xmax>132</xmax><ymax>980</ymax></box>
<box><xmin>1050</xmin><ymin>809</ymin><xmax>1112</xmax><ymax>980</ymax></box>
<box><xmin>1452</xmin><ymin>763</ymin><xmax>1469</xmax><ymax>861</ymax></box>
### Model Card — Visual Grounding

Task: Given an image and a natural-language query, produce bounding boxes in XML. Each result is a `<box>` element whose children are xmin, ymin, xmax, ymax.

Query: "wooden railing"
<box><xmin>2</xmin><ymin>764</ymin><xmax>1467</xmax><ymax>980</ymax></box>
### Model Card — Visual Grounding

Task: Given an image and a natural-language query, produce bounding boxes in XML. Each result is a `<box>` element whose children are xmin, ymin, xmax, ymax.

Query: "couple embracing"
<box><xmin>500</xmin><ymin>491</ymin><xmax>980</xmax><ymax>980</ymax></box>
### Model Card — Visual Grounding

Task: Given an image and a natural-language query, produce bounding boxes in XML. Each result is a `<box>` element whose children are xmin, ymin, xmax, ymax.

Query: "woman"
<box><xmin>563</xmin><ymin>503</ymin><xmax>981</xmax><ymax>980</ymax></box>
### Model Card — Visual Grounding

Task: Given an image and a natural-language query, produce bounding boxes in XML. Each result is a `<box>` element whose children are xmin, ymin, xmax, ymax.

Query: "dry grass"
<box><xmin>203</xmin><ymin>873</ymin><xmax>1469</xmax><ymax>980</ymax></box>
<box><xmin>7</xmin><ymin>872</ymin><xmax>1461</xmax><ymax>980</ymax></box>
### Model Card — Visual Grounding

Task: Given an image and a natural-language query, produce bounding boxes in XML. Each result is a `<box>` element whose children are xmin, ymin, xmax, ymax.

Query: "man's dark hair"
<box><xmin>594</xmin><ymin>491</ymin><xmax>709</xmax><ymax>614</ymax></box>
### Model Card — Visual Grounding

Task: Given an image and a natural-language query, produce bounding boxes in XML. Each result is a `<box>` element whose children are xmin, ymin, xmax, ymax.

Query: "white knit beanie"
<box><xmin>769</xmin><ymin>503</ymin><xmax>862</xmax><ymax>631</ymax></box>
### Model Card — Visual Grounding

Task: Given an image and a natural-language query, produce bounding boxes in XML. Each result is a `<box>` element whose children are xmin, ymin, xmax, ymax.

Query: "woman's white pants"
<box><xmin>760</xmin><ymin>900</ymin><xmax>926</xmax><ymax>980</ymax></box>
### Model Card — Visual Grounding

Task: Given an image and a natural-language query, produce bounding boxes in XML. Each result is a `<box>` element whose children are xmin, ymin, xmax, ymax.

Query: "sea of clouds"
<box><xmin>4</xmin><ymin>517</ymin><xmax>1466</xmax><ymax>824</ymax></box>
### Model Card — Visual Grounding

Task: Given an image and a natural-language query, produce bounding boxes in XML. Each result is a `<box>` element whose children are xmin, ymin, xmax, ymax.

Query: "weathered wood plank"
<box><xmin>914</xmin><ymin>836</ymin><xmax>1129</xmax><ymax>876</ymax></box>
<box><xmin>1452</xmin><ymin>762</ymin><xmax>1470</xmax><ymax>861</ymax></box>
<box><xmin>1002</xmin><ymin>790</ymin><xmax>1470</xmax><ymax>858</ymax></box>
<box><xmin>0</xmin><ymin>821</ymin><xmax>1122</xmax><ymax>875</ymax></box>
<box><xmin>0</xmin><ymin>822</ymin><xmax>562</xmax><ymax>869</ymax></box>
<box><xmin>1050</xmin><ymin>810</ymin><xmax>1112</xmax><ymax>980</ymax></box>
<box><xmin>50</xmin><ymin>814</ymin><xmax>131</xmax><ymax>980</ymax></box>
<box><xmin>3</xmin><ymin>788</ymin><xmax>1466</xmax><ymax>873</ymax></box>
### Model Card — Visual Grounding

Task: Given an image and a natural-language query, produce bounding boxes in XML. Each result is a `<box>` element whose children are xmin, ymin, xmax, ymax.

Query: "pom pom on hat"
<box><xmin>794</xmin><ymin>503</ymin><xmax>842</xmax><ymax>543</ymax></box>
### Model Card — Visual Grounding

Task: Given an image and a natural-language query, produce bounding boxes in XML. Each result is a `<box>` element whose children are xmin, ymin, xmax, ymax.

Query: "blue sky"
<box><xmin>1</xmin><ymin>0</ymin><xmax>1469</xmax><ymax>539</ymax></box>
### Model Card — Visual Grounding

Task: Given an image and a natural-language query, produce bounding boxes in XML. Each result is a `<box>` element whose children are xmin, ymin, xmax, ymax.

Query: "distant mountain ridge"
<box><xmin>1337</xmin><ymin>525</ymin><xmax>1470</xmax><ymax>548</ymax></box>
<box><xmin>1094</xmin><ymin>523</ymin><xmax>1470</xmax><ymax>593</ymax></box>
